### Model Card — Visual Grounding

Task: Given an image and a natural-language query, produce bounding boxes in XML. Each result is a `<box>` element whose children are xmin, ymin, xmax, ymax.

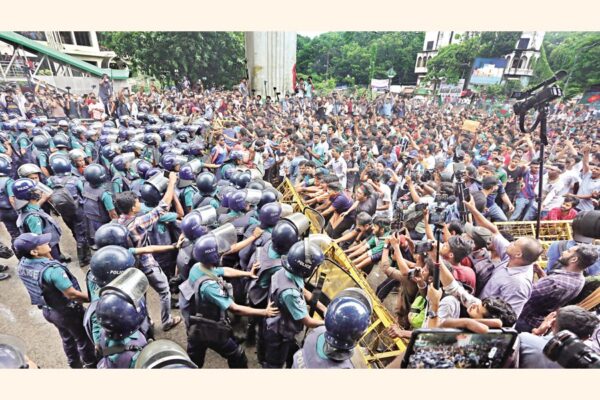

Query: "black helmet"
<box><xmin>196</xmin><ymin>172</ymin><xmax>217</xmax><ymax>196</ymax></box>
<box><xmin>84</xmin><ymin>164</ymin><xmax>108</xmax><ymax>187</ymax></box>
<box><xmin>281</xmin><ymin>239</ymin><xmax>325</xmax><ymax>278</ymax></box>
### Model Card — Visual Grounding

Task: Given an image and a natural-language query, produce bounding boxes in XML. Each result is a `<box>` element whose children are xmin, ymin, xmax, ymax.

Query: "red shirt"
<box><xmin>543</xmin><ymin>207</ymin><xmax>578</xmax><ymax>221</ymax></box>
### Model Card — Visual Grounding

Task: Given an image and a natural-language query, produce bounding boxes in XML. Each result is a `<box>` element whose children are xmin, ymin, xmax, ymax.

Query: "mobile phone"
<box><xmin>163</xmin><ymin>170</ymin><xmax>170</xmax><ymax>179</ymax></box>
<box><xmin>401</xmin><ymin>328</ymin><xmax>518</xmax><ymax>369</ymax></box>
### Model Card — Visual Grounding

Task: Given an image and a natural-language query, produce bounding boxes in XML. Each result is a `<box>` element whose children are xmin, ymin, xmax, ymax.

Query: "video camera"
<box><xmin>543</xmin><ymin>330</ymin><xmax>600</xmax><ymax>368</ymax></box>
<box><xmin>413</xmin><ymin>240</ymin><xmax>434</xmax><ymax>254</ymax></box>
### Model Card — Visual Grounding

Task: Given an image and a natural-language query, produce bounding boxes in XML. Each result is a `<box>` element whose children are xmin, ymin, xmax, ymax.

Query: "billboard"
<box><xmin>579</xmin><ymin>88</ymin><xmax>600</xmax><ymax>110</ymax></box>
<box><xmin>469</xmin><ymin>58</ymin><xmax>508</xmax><ymax>86</ymax></box>
<box><xmin>439</xmin><ymin>79</ymin><xmax>464</xmax><ymax>101</ymax></box>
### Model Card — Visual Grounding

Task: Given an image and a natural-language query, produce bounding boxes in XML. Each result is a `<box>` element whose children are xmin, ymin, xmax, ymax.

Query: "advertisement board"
<box><xmin>469</xmin><ymin>58</ymin><xmax>508</xmax><ymax>86</ymax></box>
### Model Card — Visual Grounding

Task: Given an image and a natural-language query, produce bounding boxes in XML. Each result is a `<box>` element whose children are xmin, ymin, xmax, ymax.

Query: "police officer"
<box><xmin>292</xmin><ymin>289</ymin><xmax>372</xmax><ymax>369</ymax></box>
<box><xmin>177</xmin><ymin>162</ymin><xmax>202</xmax><ymax>214</ymax></box>
<box><xmin>141</xmin><ymin>133</ymin><xmax>161</xmax><ymax>166</ymax></box>
<box><xmin>195</xmin><ymin>171</ymin><xmax>221</xmax><ymax>209</ymax></box>
<box><xmin>47</xmin><ymin>153</ymin><xmax>90</xmax><ymax>267</ymax></box>
<box><xmin>13</xmin><ymin>178</ymin><xmax>64</xmax><ymax>260</ymax></box>
<box><xmin>30</xmin><ymin>135</ymin><xmax>51</xmax><ymax>177</ymax></box>
<box><xmin>95</xmin><ymin>268</ymin><xmax>150</xmax><ymax>369</ymax></box>
<box><xmin>176</xmin><ymin>206</ymin><xmax>216</xmax><ymax>282</ymax></box>
<box><xmin>15</xmin><ymin>232</ymin><xmax>97</xmax><ymax>368</ymax></box>
<box><xmin>82</xmin><ymin>164</ymin><xmax>118</xmax><ymax>248</ymax></box>
<box><xmin>0</xmin><ymin>154</ymin><xmax>19</xmax><ymax>243</ymax></box>
<box><xmin>129</xmin><ymin>159</ymin><xmax>152</xmax><ymax>196</ymax></box>
<box><xmin>112</xmin><ymin>152</ymin><xmax>137</xmax><ymax>194</ymax></box>
<box><xmin>218</xmin><ymin>189</ymin><xmax>261</xmax><ymax>235</ymax></box>
<box><xmin>263</xmin><ymin>239</ymin><xmax>326</xmax><ymax>368</ymax></box>
<box><xmin>138</xmin><ymin>177</ymin><xmax>183</xmax><ymax>280</ymax></box>
<box><xmin>178</xmin><ymin>225</ymin><xmax>278</xmax><ymax>368</ymax></box>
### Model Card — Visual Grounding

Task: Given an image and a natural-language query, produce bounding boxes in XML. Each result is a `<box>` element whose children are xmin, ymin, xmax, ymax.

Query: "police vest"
<box><xmin>17</xmin><ymin>258</ymin><xmax>81</xmax><ymax>309</ymax></box>
<box><xmin>15</xmin><ymin>133</ymin><xmax>34</xmax><ymax>164</ymax></box>
<box><xmin>0</xmin><ymin>176</ymin><xmax>13</xmax><ymax>209</ymax></box>
<box><xmin>111</xmin><ymin>172</ymin><xmax>132</xmax><ymax>192</ymax></box>
<box><xmin>145</xmin><ymin>215</ymin><xmax>173</xmax><ymax>247</ymax></box>
<box><xmin>130</xmin><ymin>178</ymin><xmax>145</xmax><ymax>196</ymax></box>
<box><xmin>292</xmin><ymin>326</ymin><xmax>354</xmax><ymax>369</ymax></box>
<box><xmin>177</xmin><ymin>185</ymin><xmax>201</xmax><ymax>209</ymax></box>
<box><xmin>176</xmin><ymin>240</ymin><xmax>195</xmax><ymax>280</ymax></box>
<box><xmin>239</xmin><ymin>227</ymin><xmax>272</xmax><ymax>271</ymax></box>
<box><xmin>82</xmin><ymin>183</ymin><xmax>112</xmax><ymax>223</ymax></box>
<box><xmin>96</xmin><ymin>330</ymin><xmax>147</xmax><ymax>369</ymax></box>
<box><xmin>179</xmin><ymin>271</ymin><xmax>232</xmax><ymax>327</ymax></box>
<box><xmin>266</xmin><ymin>268</ymin><xmax>305</xmax><ymax>339</ymax></box>
<box><xmin>247</xmin><ymin>243</ymin><xmax>282</xmax><ymax>307</ymax></box>
<box><xmin>16</xmin><ymin>207</ymin><xmax>62</xmax><ymax>246</ymax></box>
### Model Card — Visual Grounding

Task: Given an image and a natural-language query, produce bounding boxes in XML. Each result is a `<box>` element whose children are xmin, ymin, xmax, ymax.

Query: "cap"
<box><xmin>407</xmin><ymin>150</ymin><xmax>418</xmax><ymax>158</ymax></box>
<box><xmin>481</xmin><ymin>176</ymin><xmax>498</xmax><ymax>190</ymax></box>
<box><xmin>13</xmin><ymin>233</ymin><xmax>52</xmax><ymax>254</ymax></box>
<box><xmin>463</xmin><ymin>223</ymin><xmax>493</xmax><ymax>249</ymax></box>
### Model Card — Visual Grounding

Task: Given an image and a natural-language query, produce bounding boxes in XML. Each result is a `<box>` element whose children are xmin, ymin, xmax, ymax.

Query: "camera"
<box><xmin>543</xmin><ymin>330</ymin><xmax>600</xmax><ymax>368</ymax></box>
<box><xmin>413</xmin><ymin>240</ymin><xmax>434</xmax><ymax>254</ymax></box>
<box><xmin>428</xmin><ymin>202</ymin><xmax>448</xmax><ymax>226</ymax></box>
<box><xmin>415</xmin><ymin>203</ymin><xmax>428</xmax><ymax>212</ymax></box>
<box><xmin>407</xmin><ymin>268</ymin><xmax>421</xmax><ymax>280</ymax></box>
<box><xmin>420</xmin><ymin>169</ymin><xmax>434</xmax><ymax>183</ymax></box>
<box><xmin>434</xmin><ymin>194</ymin><xmax>456</xmax><ymax>204</ymax></box>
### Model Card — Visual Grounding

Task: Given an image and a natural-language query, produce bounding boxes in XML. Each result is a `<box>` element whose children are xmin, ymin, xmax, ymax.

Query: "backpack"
<box><xmin>50</xmin><ymin>185</ymin><xmax>78</xmax><ymax>219</ymax></box>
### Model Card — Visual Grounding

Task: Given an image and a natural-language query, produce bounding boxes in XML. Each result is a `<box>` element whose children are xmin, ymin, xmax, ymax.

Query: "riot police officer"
<box><xmin>292</xmin><ymin>289</ymin><xmax>372</xmax><ymax>369</ymax></box>
<box><xmin>263</xmin><ymin>239</ymin><xmax>326</xmax><ymax>368</ymax></box>
<box><xmin>112</xmin><ymin>152</ymin><xmax>138</xmax><ymax>194</ymax></box>
<box><xmin>47</xmin><ymin>153</ymin><xmax>90</xmax><ymax>267</ymax></box>
<box><xmin>13</xmin><ymin>178</ymin><xmax>64</xmax><ymax>260</ymax></box>
<box><xmin>15</xmin><ymin>233</ymin><xmax>97</xmax><ymax>368</ymax></box>
<box><xmin>82</xmin><ymin>164</ymin><xmax>118</xmax><ymax>248</ymax></box>
<box><xmin>0</xmin><ymin>154</ymin><xmax>19</xmax><ymax>243</ymax></box>
<box><xmin>95</xmin><ymin>268</ymin><xmax>150</xmax><ymax>369</ymax></box>
<box><xmin>178</xmin><ymin>225</ymin><xmax>278</xmax><ymax>368</ymax></box>
<box><xmin>195</xmin><ymin>171</ymin><xmax>221</xmax><ymax>209</ymax></box>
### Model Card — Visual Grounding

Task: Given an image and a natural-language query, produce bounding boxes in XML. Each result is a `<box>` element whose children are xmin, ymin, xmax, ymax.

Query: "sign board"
<box><xmin>462</xmin><ymin>119</ymin><xmax>480</xmax><ymax>132</ymax></box>
<box><xmin>469</xmin><ymin>58</ymin><xmax>508</xmax><ymax>86</ymax></box>
<box><xmin>390</xmin><ymin>85</ymin><xmax>402</xmax><ymax>93</ymax></box>
<box><xmin>439</xmin><ymin>79</ymin><xmax>465</xmax><ymax>101</ymax></box>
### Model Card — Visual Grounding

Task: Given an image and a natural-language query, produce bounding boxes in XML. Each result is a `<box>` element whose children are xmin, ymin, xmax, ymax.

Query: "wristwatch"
<box><xmin>426</xmin><ymin>310</ymin><xmax>438</xmax><ymax>319</ymax></box>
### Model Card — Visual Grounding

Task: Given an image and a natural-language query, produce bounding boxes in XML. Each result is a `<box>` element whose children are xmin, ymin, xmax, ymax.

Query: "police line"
<box><xmin>278</xmin><ymin>178</ymin><xmax>407</xmax><ymax>368</ymax></box>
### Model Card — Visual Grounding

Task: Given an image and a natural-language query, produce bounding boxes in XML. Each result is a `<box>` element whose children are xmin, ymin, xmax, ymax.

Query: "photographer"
<box><xmin>518</xmin><ymin>305</ymin><xmax>599</xmax><ymax>368</ymax></box>
<box><xmin>98</xmin><ymin>74</ymin><xmax>113</xmax><ymax>116</ymax></box>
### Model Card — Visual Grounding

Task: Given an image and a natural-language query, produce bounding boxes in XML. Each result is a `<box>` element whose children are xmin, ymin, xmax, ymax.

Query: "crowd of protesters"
<box><xmin>0</xmin><ymin>73</ymin><xmax>599</xmax><ymax>369</ymax></box>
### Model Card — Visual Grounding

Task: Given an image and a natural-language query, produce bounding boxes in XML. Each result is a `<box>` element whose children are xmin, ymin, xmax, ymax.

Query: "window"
<box><xmin>519</xmin><ymin>56</ymin><xmax>528</xmax><ymax>69</ymax></box>
<box><xmin>59</xmin><ymin>31</ymin><xmax>74</xmax><ymax>45</ymax></box>
<box><xmin>16</xmin><ymin>32</ymin><xmax>47</xmax><ymax>41</ymax></box>
<box><xmin>426</xmin><ymin>41</ymin><xmax>434</xmax><ymax>51</ymax></box>
<box><xmin>417</xmin><ymin>57</ymin><xmax>422</xmax><ymax>68</ymax></box>
<box><xmin>517</xmin><ymin>38</ymin><xmax>530</xmax><ymax>50</ymax></box>
<box><xmin>512</xmin><ymin>57</ymin><xmax>520</xmax><ymax>69</ymax></box>
<box><xmin>83</xmin><ymin>60</ymin><xmax>98</xmax><ymax>67</ymax></box>
<box><xmin>74</xmin><ymin>32</ymin><xmax>92</xmax><ymax>47</ymax></box>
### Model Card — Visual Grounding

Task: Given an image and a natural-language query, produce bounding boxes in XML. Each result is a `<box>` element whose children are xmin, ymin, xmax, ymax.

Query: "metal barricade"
<box><xmin>278</xmin><ymin>178</ymin><xmax>406</xmax><ymax>368</ymax></box>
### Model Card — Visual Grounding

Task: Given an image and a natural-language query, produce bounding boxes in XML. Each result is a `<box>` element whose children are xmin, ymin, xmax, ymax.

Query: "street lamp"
<box><xmin>386</xmin><ymin>67</ymin><xmax>396</xmax><ymax>90</ymax></box>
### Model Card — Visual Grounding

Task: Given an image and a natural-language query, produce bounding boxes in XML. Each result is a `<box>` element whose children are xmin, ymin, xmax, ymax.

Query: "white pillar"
<box><xmin>245</xmin><ymin>32</ymin><xmax>296</xmax><ymax>98</ymax></box>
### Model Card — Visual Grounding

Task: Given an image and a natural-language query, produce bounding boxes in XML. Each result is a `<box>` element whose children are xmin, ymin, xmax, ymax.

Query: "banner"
<box><xmin>579</xmin><ymin>89</ymin><xmax>600</xmax><ymax>110</ymax></box>
<box><xmin>390</xmin><ymin>85</ymin><xmax>402</xmax><ymax>93</ymax></box>
<box><xmin>469</xmin><ymin>58</ymin><xmax>508</xmax><ymax>86</ymax></box>
<box><xmin>371</xmin><ymin>79</ymin><xmax>389</xmax><ymax>91</ymax></box>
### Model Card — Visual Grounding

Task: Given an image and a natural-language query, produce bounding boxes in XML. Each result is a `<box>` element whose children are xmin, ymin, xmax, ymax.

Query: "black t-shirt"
<box><xmin>357</xmin><ymin>195</ymin><xmax>378</xmax><ymax>216</ymax></box>
<box><xmin>505</xmin><ymin>166</ymin><xmax>526</xmax><ymax>201</ymax></box>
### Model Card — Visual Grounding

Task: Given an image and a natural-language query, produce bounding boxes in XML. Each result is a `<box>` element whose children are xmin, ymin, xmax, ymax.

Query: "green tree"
<box><xmin>424</xmin><ymin>36</ymin><xmax>482</xmax><ymax>85</ymax></box>
<box><xmin>98</xmin><ymin>32</ymin><xmax>245</xmax><ymax>88</ymax></box>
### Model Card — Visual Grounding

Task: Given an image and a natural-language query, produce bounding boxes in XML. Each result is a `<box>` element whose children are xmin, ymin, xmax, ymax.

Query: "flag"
<box><xmin>292</xmin><ymin>64</ymin><xmax>297</xmax><ymax>92</ymax></box>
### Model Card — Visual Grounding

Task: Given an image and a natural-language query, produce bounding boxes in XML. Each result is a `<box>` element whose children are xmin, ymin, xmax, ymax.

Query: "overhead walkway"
<box><xmin>0</xmin><ymin>31</ymin><xmax>128</xmax><ymax>94</ymax></box>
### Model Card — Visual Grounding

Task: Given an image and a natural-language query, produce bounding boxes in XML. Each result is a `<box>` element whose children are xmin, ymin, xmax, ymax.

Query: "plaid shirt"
<box><xmin>517</xmin><ymin>270</ymin><xmax>585</xmax><ymax>331</ymax></box>
<box><xmin>118</xmin><ymin>200</ymin><xmax>169</xmax><ymax>269</ymax></box>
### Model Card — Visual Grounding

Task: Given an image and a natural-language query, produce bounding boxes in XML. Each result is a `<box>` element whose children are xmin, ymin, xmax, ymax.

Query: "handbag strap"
<box><xmin>192</xmin><ymin>266</ymin><xmax>228</xmax><ymax>323</ymax></box>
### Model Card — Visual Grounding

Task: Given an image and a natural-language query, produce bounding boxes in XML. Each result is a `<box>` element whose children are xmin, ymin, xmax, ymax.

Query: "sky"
<box><xmin>297</xmin><ymin>31</ymin><xmax>326</xmax><ymax>38</ymax></box>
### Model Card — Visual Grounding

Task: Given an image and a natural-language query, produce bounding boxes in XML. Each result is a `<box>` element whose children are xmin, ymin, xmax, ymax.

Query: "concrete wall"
<box><xmin>245</xmin><ymin>32</ymin><xmax>296</xmax><ymax>97</ymax></box>
<box><xmin>36</xmin><ymin>75</ymin><xmax>129</xmax><ymax>96</ymax></box>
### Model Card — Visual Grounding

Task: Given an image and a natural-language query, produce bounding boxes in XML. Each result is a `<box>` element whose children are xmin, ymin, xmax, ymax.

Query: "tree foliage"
<box><xmin>98</xmin><ymin>32</ymin><xmax>246</xmax><ymax>88</ymax></box>
<box><xmin>296</xmin><ymin>32</ymin><xmax>424</xmax><ymax>86</ymax></box>
<box><xmin>546</xmin><ymin>32</ymin><xmax>600</xmax><ymax>97</ymax></box>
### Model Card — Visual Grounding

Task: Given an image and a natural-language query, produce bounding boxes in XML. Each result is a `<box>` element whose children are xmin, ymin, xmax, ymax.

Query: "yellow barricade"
<box><xmin>278</xmin><ymin>179</ymin><xmax>406</xmax><ymax>368</ymax></box>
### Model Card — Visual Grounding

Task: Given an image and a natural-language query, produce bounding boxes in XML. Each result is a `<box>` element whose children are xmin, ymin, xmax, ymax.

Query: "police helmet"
<box><xmin>323</xmin><ymin>293</ymin><xmax>372</xmax><ymax>360</ymax></box>
<box><xmin>17</xmin><ymin>164</ymin><xmax>42</xmax><ymax>179</ymax></box>
<box><xmin>84</xmin><ymin>164</ymin><xmax>108</xmax><ymax>187</ymax></box>
<box><xmin>53</xmin><ymin>134</ymin><xmax>70</xmax><ymax>149</ymax></box>
<box><xmin>94</xmin><ymin>222</ymin><xmax>130</xmax><ymax>249</ymax></box>
<box><xmin>258</xmin><ymin>188</ymin><xmax>279</xmax><ymax>209</ymax></box>
<box><xmin>32</xmin><ymin>135</ymin><xmax>50</xmax><ymax>151</ymax></box>
<box><xmin>181</xmin><ymin>212</ymin><xmax>210</xmax><ymax>241</ymax></box>
<box><xmin>0</xmin><ymin>154</ymin><xmax>11</xmax><ymax>176</ymax></box>
<box><xmin>258</xmin><ymin>202</ymin><xmax>282</xmax><ymax>228</ymax></box>
<box><xmin>49</xmin><ymin>154</ymin><xmax>71</xmax><ymax>175</ymax></box>
<box><xmin>196</xmin><ymin>172</ymin><xmax>217</xmax><ymax>196</ymax></box>
<box><xmin>139</xmin><ymin>183</ymin><xmax>162</xmax><ymax>207</ymax></box>
<box><xmin>281</xmin><ymin>239</ymin><xmax>324</xmax><ymax>279</ymax></box>
<box><xmin>96</xmin><ymin>291</ymin><xmax>147</xmax><ymax>340</ymax></box>
<box><xmin>0</xmin><ymin>334</ymin><xmax>29</xmax><ymax>369</ymax></box>
<box><xmin>90</xmin><ymin>245</ymin><xmax>137</xmax><ymax>287</ymax></box>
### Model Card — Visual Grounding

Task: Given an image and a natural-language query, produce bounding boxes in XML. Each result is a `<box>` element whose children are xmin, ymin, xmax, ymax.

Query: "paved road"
<box><xmin>0</xmin><ymin>219</ymin><xmax>260</xmax><ymax>369</ymax></box>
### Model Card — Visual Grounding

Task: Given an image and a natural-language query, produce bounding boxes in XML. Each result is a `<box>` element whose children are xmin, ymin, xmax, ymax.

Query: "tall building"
<box><xmin>503</xmin><ymin>31</ymin><xmax>545</xmax><ymax>86</ymax></box>
<box><xmin>414</xmin><ymin>31</ymin><xmax>545</xmax><ymax>88</ymax></box>
<box><xmin>414</xmin><ymin>31</ymin><xmax>468</xmax><ymax>85</ymax></box>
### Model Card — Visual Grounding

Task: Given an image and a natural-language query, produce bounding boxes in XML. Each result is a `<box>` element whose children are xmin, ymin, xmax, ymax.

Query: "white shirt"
<box><xmin>376</xmin><ymin>183</ymin><xmax>393</xmax><ymax>219</ymax></box>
